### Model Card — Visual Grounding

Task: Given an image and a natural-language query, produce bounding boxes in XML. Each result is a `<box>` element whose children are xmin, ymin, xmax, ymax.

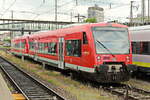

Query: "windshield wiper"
<box><xmin>96</xmin><ymin>40</ymin><xmax>115</xmax><ymax>57</ymax></box>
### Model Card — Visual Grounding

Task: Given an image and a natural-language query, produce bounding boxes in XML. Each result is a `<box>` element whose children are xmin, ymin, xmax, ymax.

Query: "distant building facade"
<box><xmin>0</xmin><ymin>32</ymin><xmax>10</xmax><ymax>41</ymax></box>
<box><xmin>88</xmin><ymin>5</ymin><xmax>104</xmax><ymax>22</ymax></box>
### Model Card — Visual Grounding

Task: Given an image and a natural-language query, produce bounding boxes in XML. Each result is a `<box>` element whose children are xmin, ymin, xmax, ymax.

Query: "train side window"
<box><xmin>41</xmin><ymin>43</ymin><xmax>45</xmax><ymax>53</ymax></box>
<box><xmin>132</xmin><ymin>42</ymin><xmax>150</xmax><ymax>55</ymax></box>
<box><xmin>142</xmin><ymin>42</ymin><xmax>150</xmax><ymax>55</ymax></box>
<box><xmin>48</xmin><ymin>42</ymin><xmax>57</xmax><ymax>55</ymax></box>
<box><xmin>44</xmin><ymin>43</ymin><xmax>48</xmax><ymax>53</ymax></box>
<box><xmin>66</xmin><ymin>40</ymin><xmax>81</xmax><ymax>57</ymax></box>
<box><xmin>132</xmin><ymin>42</ymin><xmax>142</xmax><ymax>54</ymax></box>
<box><xmin>83</xmin><ymin>32</ymin><xmax>88</xmax><ymax>44</ymax></box>
<box><xmin>38</xmin><ymin>42</ymin><xmax>43</xmax><ymax>53</ymax></box>
<box><xmin>29</xmin><ymin>41</ymin><xmax>34</xmax><ymax>50</ymax></box>
<box><xmin>132</xmin><ymin>42</ymin><xmax>139</xmax><ymax>54</ymax></box>
<box><xmin>17</xmin><ymin>43</ymin><xmax>20</xmax><ymax>48</ymax></box>
<box><xmin>38</xmin><ymin>43</ymin><xmax>40</xmax><ymax>52</ymax></box>
<box><xmin>15</xmin><ymin>42</ymin><xmax>19</xmax><ymax>48</ymax></box>
<box><xmin>21</xmin><ymin>41</ymin><xmax>25</xmax><ymax>49</ymax></box>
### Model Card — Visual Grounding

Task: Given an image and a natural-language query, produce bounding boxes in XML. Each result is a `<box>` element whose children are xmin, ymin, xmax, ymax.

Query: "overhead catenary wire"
<box><xmin>33</xmin><ymin>0</ymin><xmax>130</xmax><ymax>21</ymax></box>
<box><xmin>1</xmin><ymin>0</ymin><xmax>16</xmax><ymax>18</ymax></box>
<box><xmin>33</xmin><ymin>0</ymin><xmax>75</xmax><ymax>20</ymax></box>
<box><xmin>1</xmin><ymin>0</ymin><xmax>5</xmax><ymax>11</ymax></box>
<box><xmin>0</xmin><ymin>0</ymin><xmax>46</xmax><ymax>19</ymax></box>
<box><xmin>0</xmin><ymin>0</ymin><xmax>140</xmax><ymax>22</ymax></box>
<box><xmin>28</xmin><ymin>0</ymin><xmax>46</xmax><ymax>13</ymax></box>
<box><xmin>33</xmin><ymin>0</ymin><xmax>90</xmax><ymax>21</ymax></box>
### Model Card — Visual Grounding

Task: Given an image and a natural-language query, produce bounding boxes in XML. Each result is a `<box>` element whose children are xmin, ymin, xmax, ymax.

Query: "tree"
<box><xmin>3</xmin><ymin>37</ymin><xmax>11</xmax><ymax>43</ymax></box>
<box><xmin>84</xmin><ymin>18</ymin><xmax>97</xmax><ymax>23</ymax></box>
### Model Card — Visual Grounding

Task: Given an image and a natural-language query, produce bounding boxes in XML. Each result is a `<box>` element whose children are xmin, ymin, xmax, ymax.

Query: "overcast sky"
<box><xmin>0</xmin><ymin>0</ymin><xmax>144</xmax><ymax>22</ymax></box>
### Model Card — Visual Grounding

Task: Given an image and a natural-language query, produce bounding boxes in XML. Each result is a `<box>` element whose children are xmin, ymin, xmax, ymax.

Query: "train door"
<box><xmin>34</xmin><ymin>39</ymin><xmax>38</xmax><ymax>60</ymax></box>
<box><xmin>58</xmin><ymin>38</ymin><xmax>64</xmax><ymax>69</ymax></box>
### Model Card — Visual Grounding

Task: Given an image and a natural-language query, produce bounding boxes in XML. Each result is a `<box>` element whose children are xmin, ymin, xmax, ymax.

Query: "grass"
<box><xmin>0</xmin><ymin>45</ymin><xmax>11</xmax><ymax>49</ymax></box>
<box><xmin>133</xmin><ymin>62</ymin><xmax>150</xmax><ymax>68</ymax></box>
<box><xmin>0</xmin><ymin>51</ymin><xmax>119</xmax><ymax>100</ymax></box>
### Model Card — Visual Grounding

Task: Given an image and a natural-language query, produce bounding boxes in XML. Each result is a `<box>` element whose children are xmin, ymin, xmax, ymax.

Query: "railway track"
<box><xmin>0</xmin><ymin>56</ymin><xmax>66</xmax><ymax>100</ymax></box>
<box><xmin>103</xmin><ymin>84</ymin><xmax>150</xmax><ymax>100</ymax></box>
<box><xmin>0</xmin><ymin>52</ymin><xmax>149</xmax><ymax>100</ymax></box>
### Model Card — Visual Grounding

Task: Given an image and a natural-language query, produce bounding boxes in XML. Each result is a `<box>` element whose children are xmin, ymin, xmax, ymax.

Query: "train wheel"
<box><xmin>70</xmin><ymin>72</ymin><xmax>76</xmax><ymax>80</ymax></box>
<box><xmin>61</xmin><ymin>70</ymin><xmax>70</xmax><ymax>76</ymax></box>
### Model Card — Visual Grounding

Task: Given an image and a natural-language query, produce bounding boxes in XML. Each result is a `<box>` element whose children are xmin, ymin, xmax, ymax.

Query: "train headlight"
<box><xmin>126</xmin><ymin>56</ymin><xmax>130</xmax><ymax>62</ymax></box>
<box><xmin>97</xmin><ymin>56</ymin><xmax>101</xmax><ymax>62</ymax></box>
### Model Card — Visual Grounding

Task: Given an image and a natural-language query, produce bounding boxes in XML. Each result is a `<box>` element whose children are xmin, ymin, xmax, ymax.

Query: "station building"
<box><xmin>88</xmin><ymin>5</ymin><xmax>104</xmax><ymax>22</ymax></box>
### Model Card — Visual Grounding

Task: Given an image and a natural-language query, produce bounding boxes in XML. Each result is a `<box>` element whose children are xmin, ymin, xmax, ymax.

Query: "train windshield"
<box><xmin>92</xmin><ymin>27</ymin><xmax>130</xmax><ymax>54</ymax></box>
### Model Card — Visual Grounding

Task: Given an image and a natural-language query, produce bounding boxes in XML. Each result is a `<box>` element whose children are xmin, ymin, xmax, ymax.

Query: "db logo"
<box><xmin>112</xmin><ymin>57</ymin><xmax>117</xmax><ymax>61</ymax></box>
<box><xmin>83</xmin><ymin>51</ymin><xmax>89</xmax><ymax>55</ymax></box>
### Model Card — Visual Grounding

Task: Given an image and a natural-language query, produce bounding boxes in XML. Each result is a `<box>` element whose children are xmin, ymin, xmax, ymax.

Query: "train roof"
<box><xmin>129</xmin><ymin>25</ymin><xmax>150</xmax><ymax>41</ymax></box>
<box><xmin>62</xmin><ymin>22</ymin><xmax>127</xmax><ymax>29</ymax></box>
<box><xmin>13</xmin><ymin>23</ymin><xmax>128</xmax><ymax>40</ymax></box>
<box><xmin>61</xmin><ymin>23</ymin><xmax>88</xmax><ymax>28</ymax></box>
<box><xmin>129</xmin><ymin>25</ymin><xmax>150</xmax><ymax>31</ymax></box>
<box><xmin>12</xmin><ymin>35</ymin><xmax>29</xmax><ymax>41</ymax></box>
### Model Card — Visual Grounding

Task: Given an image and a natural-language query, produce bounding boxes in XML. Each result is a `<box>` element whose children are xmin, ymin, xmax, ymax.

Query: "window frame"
<box><xmin>65</xmin><ymin>39</ymin><xmax>81</xmax><ymax>57</ymax></box>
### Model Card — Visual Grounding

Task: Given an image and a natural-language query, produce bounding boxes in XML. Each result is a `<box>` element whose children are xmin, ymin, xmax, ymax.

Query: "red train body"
<box><xmin>11</xmin><ymin>23</ymin><xmax>132</xmax><ymax>83</ymax></box>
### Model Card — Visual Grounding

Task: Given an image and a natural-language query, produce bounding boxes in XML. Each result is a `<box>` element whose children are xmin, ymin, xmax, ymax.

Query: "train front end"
<box><xmin>92</xmin><ymin>24</ymin><xmax>132</xmax><ymax>83</ymax></box>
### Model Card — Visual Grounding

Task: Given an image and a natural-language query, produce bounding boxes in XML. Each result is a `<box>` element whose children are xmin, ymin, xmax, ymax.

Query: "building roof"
<box><xmin>88</xmin><ymin>6</ymin><xmax>104</xmax><ymax>11</ymax></box>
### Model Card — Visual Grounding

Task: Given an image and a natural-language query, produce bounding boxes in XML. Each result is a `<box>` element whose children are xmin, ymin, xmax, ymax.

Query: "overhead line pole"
<box><xmin>148</xmin><ymin>0</ymin><xmax>150</xmax><ymax>23</ymax></box>
<box><xmin>141</xmin><ymin>0</ymin><xmax>145</xmax><ymax>24</ymax></box>
<box><xmin>130</xmin><ymin>1</ymin><xmax>134</xmax><ymax>25</ymax></box>
<box><xmin>10</xmin><ymin>10</ymin><xmax>14</xmax><ymax>45</ymax></box>
<box><xmin>75</xmin><ymin>14</ymin><xmax>86</xmax><ymax>22</ymax></box>
<box><xmin>11</xmin><ymin>10</ymin><xmax>14</xmax><ymax>20</ymax></box>
<box><xmin>70</xmin><ymin>12</ymin><xmax>72</xmax><ymax>22</ymax></box>
<box><xmin>55</xmin><ymin>0</ymin><xmax>57</xmax><ymax>29</ymax></box>
<box><xmin>109</xmin><ymin>3</ymin><xmax>112</xmax><ymax>9</ymax></box>
<box><xmin>55</xmin><ymin>0</ymin><xmax>57</xmax><ymax>22</ymax></box>
<box><xmin>76</xmin><ymin>0</ymin><xmax>78</xmax><ymax>6</ymax></box>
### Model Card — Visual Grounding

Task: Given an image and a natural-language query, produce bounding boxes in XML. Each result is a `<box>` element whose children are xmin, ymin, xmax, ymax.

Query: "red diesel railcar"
<box><xmin>11</xmin><ymin>36</ymin><xmax>29</xmax><ymax>56</ymax></box>
<box><xmin>11</xmin><ymin>23</ymin><xmax>132</xmax><ymax>83</ymax></box>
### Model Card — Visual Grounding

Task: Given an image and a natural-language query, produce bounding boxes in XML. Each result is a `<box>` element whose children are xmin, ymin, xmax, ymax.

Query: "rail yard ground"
<box><xmin>123</xmin><ymin>79</ymin><xmax>150</xmax><ymax>92</ymax></box>
<box><xmin>0</xmin><ymin>50</ymin><xmax>120</xmax><ymax>100</ymax></box>
<box><xmin>0</xmin><ymin>50</ymin><xmax>150</xmax><ymax>100</ymax></box>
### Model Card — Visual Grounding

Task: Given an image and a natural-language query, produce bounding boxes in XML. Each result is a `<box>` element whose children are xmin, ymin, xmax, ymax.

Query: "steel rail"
<box><xmin>0</xmin><ymin>56</ymin><xmax>66</xmax><ymax>100</ymax></box>
<box><xmin>103</xmin><ymin>84</ymin><xmax>150</xmax><ymax>100</ymax></box>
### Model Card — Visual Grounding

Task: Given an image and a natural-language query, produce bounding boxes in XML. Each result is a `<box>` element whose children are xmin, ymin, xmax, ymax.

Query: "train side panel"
<box><xmin>130</xmin><ymin>26</ymin><xmax>150</xmax><ymax>75</ymax></box>
<box><xmin>64</xmin><ymin>30</ymin><xmax>95</xmax><ymax>73</ymax></box>
<box><xmin>11</xmin><ymin>37</ymin><xmax>29</xmax><ymax>56</ymax></box>
<box><xmin>11</xmin><ymin>23</ymin><xmax>132</xmax><ymax>83</ymax></box>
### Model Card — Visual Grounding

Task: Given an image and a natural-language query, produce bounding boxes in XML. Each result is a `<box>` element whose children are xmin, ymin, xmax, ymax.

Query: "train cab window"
<box><xmin>48</xmin><ymin>42</ymin><xmax>57</xmax><ymax>55</ymax></box>
<box><xmin>66</xmin><ymin>40</ymin><xmax>81</xmax><ymax>57</ymax></box>
<box><xmin>83</xmin><ymin>32</ymin><xmax>88</xmax><ymax>44</ymax></box>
